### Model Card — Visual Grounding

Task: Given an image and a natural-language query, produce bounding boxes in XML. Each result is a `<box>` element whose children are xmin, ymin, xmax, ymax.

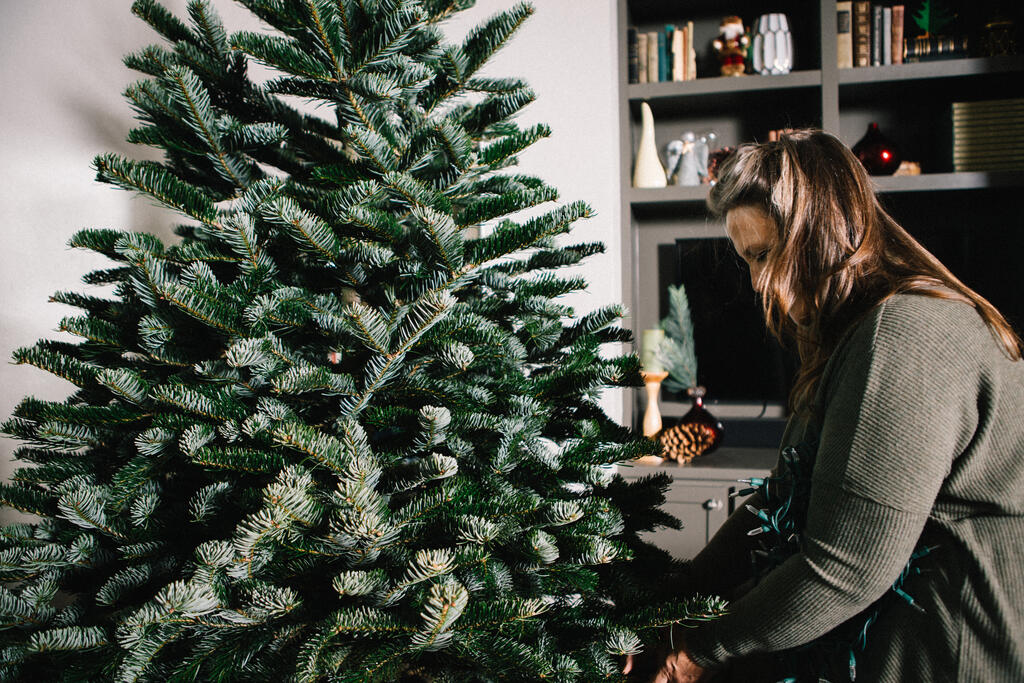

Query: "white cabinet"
<box><xmin>619</xmin><ymin>448</ymin><xmax>775</xmax><ymax>559</ymax></box>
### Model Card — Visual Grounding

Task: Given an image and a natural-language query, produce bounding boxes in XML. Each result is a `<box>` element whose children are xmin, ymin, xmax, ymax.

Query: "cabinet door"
<box><xmin>640</xmin><ymin>480</ymin><xmax>729</xmax><ymax>559</ymax></box>
<box><xmin>640</xmin><ymin>479</ymin><xmax>760</xmax><ymax>560</ymax></box>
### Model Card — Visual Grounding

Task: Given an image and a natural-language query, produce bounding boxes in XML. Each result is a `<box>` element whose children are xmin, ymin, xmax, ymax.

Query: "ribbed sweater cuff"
<box><xmin>686</xmin><ymin>622</ymin><xmax>727</xmax><ymax>669</ymax></box>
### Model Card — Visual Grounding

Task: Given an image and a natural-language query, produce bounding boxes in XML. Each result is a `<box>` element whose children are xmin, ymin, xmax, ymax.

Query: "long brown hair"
<box><xmin>708</xmin><ymin>129</ymin><xmax>1021</xmax><ymax>412</ymax></box>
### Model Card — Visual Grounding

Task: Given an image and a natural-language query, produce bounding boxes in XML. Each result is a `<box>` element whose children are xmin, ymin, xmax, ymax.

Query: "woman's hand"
<box><xmin>645</xmin><ymin>647</ymin><xmax>706</xmax><ymax>683</ymax></box>
<box><xmin>622</xmin><ymin>645</ymin><xmax>707</xmax><ymax>683</ymax></box>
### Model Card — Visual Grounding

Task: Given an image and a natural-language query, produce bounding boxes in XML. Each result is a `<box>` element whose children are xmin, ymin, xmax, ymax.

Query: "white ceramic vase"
<box><xmin>752</xmin><ymin>13</ymin><xmax>794</xmax><ymax>75</ymax></box>
<box><xmin>632</xmin><ymin>102</ymin><xmax>667</xmax><ymax>188</ymax></box>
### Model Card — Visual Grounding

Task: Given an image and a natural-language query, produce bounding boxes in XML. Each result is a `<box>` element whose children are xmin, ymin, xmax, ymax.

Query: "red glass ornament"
<box><xmin>852</xmin><ymin>122</ymin><xmax>901</xmax><ymax>175</ymax></box>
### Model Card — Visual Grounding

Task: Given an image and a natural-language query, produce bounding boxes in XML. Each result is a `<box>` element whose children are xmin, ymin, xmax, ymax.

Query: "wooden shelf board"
<box><xmin>626</xmin><ymin>173</ymin><xmax>1024</xmax><ymax>207</ymax></box>
<box><xmin>628</xmin><ymin>185</ymin><xmax>709</xmax><ymax>206</ymax></box>
<box><xmin>839</xmin><ymin>55</ymin><xmax>1024</xmax><ymax>86</ymax></box>
<box><xmin>628</xmin><ymin>69</ymin><xmax>821</xmax><ymax>101</ymax></box>
<box><xmin>873</xmin><ymin>171</ymin><xmax>1024</xmax><ymax>192</ymax></box>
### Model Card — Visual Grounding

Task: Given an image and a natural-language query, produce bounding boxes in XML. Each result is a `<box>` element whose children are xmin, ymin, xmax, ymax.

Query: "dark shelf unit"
<box><xmin>617</xmin><ymin>1</ymin><xmax>1024</xmax><ymax>439</ymax></box>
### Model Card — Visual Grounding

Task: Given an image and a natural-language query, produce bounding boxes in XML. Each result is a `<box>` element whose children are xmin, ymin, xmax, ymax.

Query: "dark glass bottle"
<box><xmin>853</xmin><ymin>122</ymin><xmax>901</xmax><ymax>175</ymax></box>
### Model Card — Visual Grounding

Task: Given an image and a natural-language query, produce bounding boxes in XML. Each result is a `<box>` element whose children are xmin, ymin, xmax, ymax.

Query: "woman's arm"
<box><xmin>683</xmin><ymin>297</ymin><xmax>981</xmax><ymax>667</ymax></box>
<box><xmin>681</xmin><ymin>488</ymin><xmax>767</xmax><ymax>600</ymax></box>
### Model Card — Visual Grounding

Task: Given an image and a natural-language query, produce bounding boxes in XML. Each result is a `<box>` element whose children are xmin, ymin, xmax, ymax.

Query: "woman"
<box><xmin>626</xmin><ymin>130</ymin><xmax>1024</xmax><ymax>682</ymax></box>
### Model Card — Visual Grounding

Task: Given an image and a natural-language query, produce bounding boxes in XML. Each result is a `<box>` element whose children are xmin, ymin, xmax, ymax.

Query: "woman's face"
<box><xmin>725</xmin><ymin>204</ymin><xmax>776</xmax><ymax>294</ymax></box>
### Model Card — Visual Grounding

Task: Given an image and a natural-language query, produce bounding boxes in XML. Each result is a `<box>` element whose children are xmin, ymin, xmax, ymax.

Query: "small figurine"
<box><xmin>696</xmin><ymin>132</ymin><xmax>716</xmax><ymax>184</ymax></box>
<box><xmin>664</xmin><ymin>139</ymin><xmax>685</xmax><ymax>185</ymax></box>
<box><xmin>677</xmin><ymin>132</ymin><xmax>699</xmax><ymax>186</ymax></box>
<box><xmin>707</xmin><ymin>146</ymin><xmax>736</xmax><ymax>184</ymax></box>
<box><xmin>675</xmin><ymin>131</ymin><xmax>717</xmax><ymax>186</ymax></box>
<box><xmin>712</xmin><ymin>15</ymin><xmax>750</xmax><ymax>76</ymax></box>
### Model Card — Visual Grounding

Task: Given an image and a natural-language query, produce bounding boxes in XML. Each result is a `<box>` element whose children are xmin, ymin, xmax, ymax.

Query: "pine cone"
<box><xmin>659</xmin><ymin>422</ymin><xmax>719</xmax><ymax>463</ymax></box>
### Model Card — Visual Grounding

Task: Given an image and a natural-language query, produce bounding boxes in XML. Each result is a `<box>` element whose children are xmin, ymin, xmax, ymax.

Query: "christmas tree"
<box><xmin>0</xmin><ymin>1</ymin><xmax>724</xmax><ymax>680</ymax></box>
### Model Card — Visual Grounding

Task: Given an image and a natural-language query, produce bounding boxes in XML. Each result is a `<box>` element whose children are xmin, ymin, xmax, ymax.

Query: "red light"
<box><xmin>881</xmin><ymin>151</ymin><xmax>891</xmax><ymax>160</ymax></box>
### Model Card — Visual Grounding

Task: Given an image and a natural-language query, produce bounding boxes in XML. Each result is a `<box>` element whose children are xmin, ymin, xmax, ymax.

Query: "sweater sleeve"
<box><xmin>685</xmin><ymin>297</ymin><xmax>981</xmax><ymax>667</ymax></box>
<box><xmin>681</xmin><ymin>489</ymin><xmax>767</xmax><ymax>599</ymax></box>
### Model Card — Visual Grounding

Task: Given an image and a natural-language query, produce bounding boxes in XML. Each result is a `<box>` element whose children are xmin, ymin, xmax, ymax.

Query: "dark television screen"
<box><xmin>660</xmin><ymin>238</ymin><xmax>799</xmax><ymax>406</ymax></box>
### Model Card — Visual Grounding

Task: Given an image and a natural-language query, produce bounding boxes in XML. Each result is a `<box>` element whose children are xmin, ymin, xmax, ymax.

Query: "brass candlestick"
<box><xmin>638</xmin><ymin>370</ymin><xmax>669</xmax><ymax>465</ymax></box>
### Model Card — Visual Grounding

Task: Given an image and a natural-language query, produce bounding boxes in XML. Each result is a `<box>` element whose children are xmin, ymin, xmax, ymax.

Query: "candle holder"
<box><xmin>636</xmin><ymin>370</ymin><xmax>669</xmax><ymax>465</ymax></box>
<box><xmin>641</xmin><ymin>370</ymin><xmax>669</xmax><ymax>437</ymax></box>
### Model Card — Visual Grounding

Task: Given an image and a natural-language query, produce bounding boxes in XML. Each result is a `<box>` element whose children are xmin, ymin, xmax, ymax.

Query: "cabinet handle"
<box><xmin>702</xmin><ymin>498</ymin><xmax>723</xmax><ymax>511</ymax></box>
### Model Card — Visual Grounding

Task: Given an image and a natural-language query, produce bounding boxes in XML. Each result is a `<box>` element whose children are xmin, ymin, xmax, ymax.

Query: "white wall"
<box><xmin>0</xmin><ymin>0</ymin><xmax>622</xmax><ymax>493</ymax></box>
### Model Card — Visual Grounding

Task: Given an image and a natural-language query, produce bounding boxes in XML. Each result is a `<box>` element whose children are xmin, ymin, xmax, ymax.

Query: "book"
<box><xmin>657</xmin><ymin>30</ymin><xmax>668</xmax><ymax>81</ymax></box>
<box><xmin>871</xmin><ymin>4</ymin><xmax>883</xmax><ymax>66</ymax></box>
<box><xmin>951</xmin><ymin>98</ymin><xmax>1024</xmax><ymax>171</ymax></box>
<box><xmin>853</xmin><ymin>1</ymin><xmax>871</xmax><ymax>67</ymax></box>
<box><xmin>953</xmin><ymin>98</ymin><xmax>1024</xmax><ymax>113</ymax></box>
<box><xmin>953</xmin><ymin>147</ymin><xmax>1024</xmax><ymax>157</ymax></box>
<box><xmin>686</xmin><ymin>21</ymin><xmax>696</xmax><ymax>80</ymax></box>
<box><xmin>837</xmin><ymin>2</ymin><xmax>854</xmax><ymax>68</ymax></box>
<box><xmin>953</xmin><ymin>128</ymin><xmax>1024</xmax><ymax>142</ymax></box>
<box><xmin>672</xmin><ymin>27</ymin><xmax>684</xmax><ymax>81</ymax></box>
<box><xmin>954</xmin><ymin>131</ymin><xmax>1024</xmax><ymax>142</ymax></box>
<box><xmin>904</xmin><ymin>34</ymin><xmax>969</xmax><ymax>62</ymax></box>
<box><xmin>627</xmin><ymin>28</ymin><xmax>639</xmax><ymax>84</ymax></box>
<box><xmin>680</xmin><ymin>23</ymin><xmax>689</xmax><ymax>81</ymax></box>
<box><xmin>953</xmin><ymin>116</ymin><xmax>1024</xmax><ymax>129</ymax></box>
<box><xmin>637</xmin><ymin>32</ymin><xmax>648</xmax><ymax>83</ymax></box>
<box><xmin>954</xmin><ymin>159</ymin><xmax>1024</xmax><ymax>172</ymax></box>
<box><xmin>892</xmin><ymin>5</ymin><xmax>905</xmax><ymax>64</ymax></box>
<box><xmin>646</xmin><ymin>31</ymin><xmax>659</xmax><ymax>82</ymax></box>
<box><xmin>953</xmin><ymin>113</ymin><xmax>1024</xmax><ymax>124</ymax></box>
<box><xmin>882</xmin><ymin>6</ymin><xmax>892</xmax><ymax>64</ymax></box>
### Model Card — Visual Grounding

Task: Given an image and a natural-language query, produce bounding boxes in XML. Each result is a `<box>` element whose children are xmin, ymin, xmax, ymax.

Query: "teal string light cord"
<box><xmin>734</xmin><ymin>443</ymin><xmax>937</xmax><ymax>682</ymax></box>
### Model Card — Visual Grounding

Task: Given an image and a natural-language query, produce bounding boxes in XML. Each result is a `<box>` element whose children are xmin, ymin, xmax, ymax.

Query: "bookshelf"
<box><xmin>616</xmin><ymin>0</ymin><xmax>1024</xmax><ymax>439</ymax></box>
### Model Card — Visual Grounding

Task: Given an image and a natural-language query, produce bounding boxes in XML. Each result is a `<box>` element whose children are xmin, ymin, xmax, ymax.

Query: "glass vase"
<box><xmin>751</xmin><ymin>13</ymin><xmax>794</xmax><ymax>75</ymax></box>
<box><xmin>853</xmin><ymin>122</ymin><xmax>901</xmax><ymax>175</ymax></box>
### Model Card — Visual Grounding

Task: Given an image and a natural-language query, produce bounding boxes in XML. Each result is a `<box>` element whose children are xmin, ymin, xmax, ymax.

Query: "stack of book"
<box><xmin>627</xmin><ymin>24</ymin><xmax>697</xmax><ymax>84</ymax></box>
<box><xmin>837</xmin><ymin>2</ymin><xmax>906</xmax><ymax>67</ymax></box>
<box><xmin>952</xmin><ymin>99</ymin><xmax>1024</xmax><ymax>172</ymax></box>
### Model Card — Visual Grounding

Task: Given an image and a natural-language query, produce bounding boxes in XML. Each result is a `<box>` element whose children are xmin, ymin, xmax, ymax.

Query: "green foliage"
<box><xmin>912</xmin><ymin>0</ymin><xmax>956</xmax><ymax>36</ymax></box>
<box><xmin>657</xmin><ymin>283</ymin><xmax>698</xmax><ymax>393</ymax></box>
<box><xmin>0</xmin><ymin>1</ymin><xmax>718</xmax><ymax>681</ymax></box>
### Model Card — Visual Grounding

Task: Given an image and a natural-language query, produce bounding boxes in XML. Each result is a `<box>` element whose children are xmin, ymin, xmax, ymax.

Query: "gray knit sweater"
<box><xmin>684</xmin><ymin>294</ymin><xmax>1024</xmax><ymax>682</ymax></box>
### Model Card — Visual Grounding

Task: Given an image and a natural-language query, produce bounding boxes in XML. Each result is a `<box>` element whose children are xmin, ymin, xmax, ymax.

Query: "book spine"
<box><xmin>686</xmin><ymin>21</ymin><xmax>696</xmax><ymax>80</ymax></box>
<box><xmin>837</xmin><ymin>2</ymin><xmax>854</xmax><ymax>68</ymax></box>
<box><xmin>904</xmin><ymin>35</ymin><xmax>969</xmax><ymax>61</ymax></box>
<box><xmin>627</xmin><ymin>28</ymin><xmax>639</xmax><ymax>84</ymax></box>
<box><xmin>853</xmin><ymin>1</ymin><xmax>871</xmax><ymax>66</ymax></box>
<box><xmin>953</xmin><ymin>122</ymin><xmax>1024</xmax><ymax>133</ymax></box>
<box><xmin>637</xmin><ymin>32</ymin><xmax>648</xmax><ymax>83</ymax></box>
<box><xmin>657</xmin><ymin>30</ymin><xmax>668</xmax><ymax>82</ymax></box>
<box><xmin>882</xmin><ymin>6</ymin><xmax>892</xmax><ymax>64</ymax></box>
<box><xmin>646</xmin><ymin>31</ymin><xmax>658</xmax><ymax>82</ymax></box>
<box><xmin>892</xmin><ymin>5</ymin><xmax>904</xmax><ymax>64</ymax></box>
<box><xmin>680</xmin><ymin>23</ymin><xmax>689</xmax><ymax>81</ymax></box>
<box><xmin>953</xmin><ymin>97</ymin><xmax>1024</xmax><ymax>110</ymax></box>
<box><xmin>871</xmin><ymin>4</ymin><xmax>883</xmax><ymax>66</ymax></box>
<box><xmin>953</xmin><ymin>107</ymin><xmax>1024</xmax><ymax>119</ymax></box>
<box><xmin>672</xmin><ymin>28</ymin><xmax>684</xmax><ymax>81</ymax></box>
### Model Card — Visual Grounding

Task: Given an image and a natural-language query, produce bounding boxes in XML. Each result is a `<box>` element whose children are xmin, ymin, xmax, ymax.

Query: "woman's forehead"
<box><xmin>725</xmin><ymin>206</ymin><xmax>775</xmax><ymax>248</ymax></box>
